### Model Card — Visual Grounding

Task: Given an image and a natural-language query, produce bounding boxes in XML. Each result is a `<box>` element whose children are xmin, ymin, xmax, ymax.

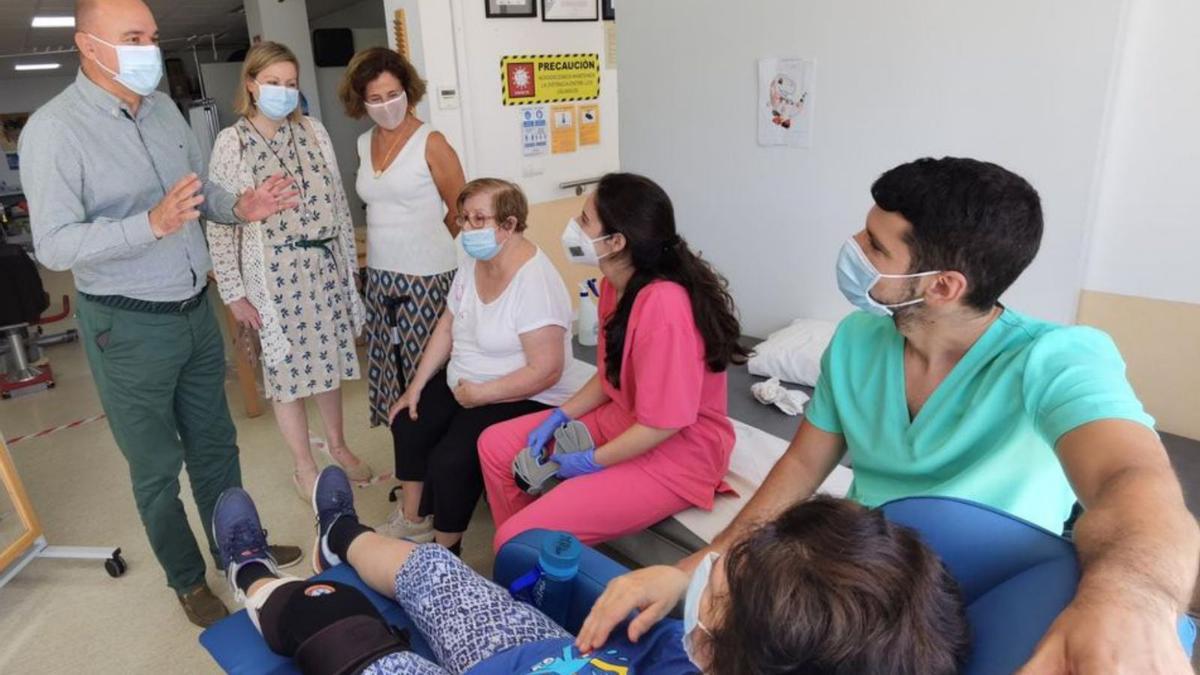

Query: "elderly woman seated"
<box><xmin>381</xmin><ymin>178</ymin><xmax>579</xmax><ymax>554</ymax></box>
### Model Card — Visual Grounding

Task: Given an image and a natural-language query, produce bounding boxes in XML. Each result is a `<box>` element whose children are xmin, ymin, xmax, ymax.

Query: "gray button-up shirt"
<box><xmin>20</xmin><ymin>70</ymin><xmax>241</xmax><ymax>301</ymax></box>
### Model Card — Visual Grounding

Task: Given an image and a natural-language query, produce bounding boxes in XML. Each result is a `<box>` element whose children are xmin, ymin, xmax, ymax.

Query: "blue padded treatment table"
<box><xmin>881</xmin><ymin>496</ymin><xmax>1196</xmax><ymax>674</ymax></box>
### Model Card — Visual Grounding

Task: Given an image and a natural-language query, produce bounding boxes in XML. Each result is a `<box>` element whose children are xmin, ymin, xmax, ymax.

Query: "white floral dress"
<box><xmin>207</xmin><ymin>116</ymin><xmax>365</xmax><ymax>402</ymax></box>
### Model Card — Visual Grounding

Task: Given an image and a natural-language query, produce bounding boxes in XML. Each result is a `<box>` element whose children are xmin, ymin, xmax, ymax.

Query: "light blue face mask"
<box><xmin>836</xmin><ymin>237</ymin><xmax>941</xmax><ymax>317</ymax></box>
<box><xmin>255</xmin><ymin>83</ymin><xmax>300</xmax><ymax>121</ymax></box>
<box><xmin>682</xmin><ymin>552</ymin><xmax>719</xmax><ymax>666</ymax></box>
<box><xmin>462</xmin><ymin>227</ymin><xmax>505</xmax><ymax>261</ymax></box>
<box><xmin>87</xmin><ymin>34</ymin><xmax>163</xmax><ymax>97</ymax></box>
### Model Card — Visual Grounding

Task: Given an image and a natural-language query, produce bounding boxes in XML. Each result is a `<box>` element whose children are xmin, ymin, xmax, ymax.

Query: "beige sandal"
<box><xmin>325</xmin><ymin>445</ymin><xmax>374</xmax><ymax>483</ymax></box>
<box><xmin>292</xmin><ymin>471</ymin><xmax>315</xmax><ymax>503</ymax></box>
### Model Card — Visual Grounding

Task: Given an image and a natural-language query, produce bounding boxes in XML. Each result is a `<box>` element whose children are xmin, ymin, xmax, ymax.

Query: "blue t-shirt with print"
<box><xmin>466</xmin><ymin>619</ymin><xmax>697</xmax><ymax>675</ymax></box>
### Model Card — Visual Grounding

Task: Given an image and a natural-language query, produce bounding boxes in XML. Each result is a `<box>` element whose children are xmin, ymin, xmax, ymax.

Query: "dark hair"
<box><xmin>707</xmin><ymin>496</ymin><xmax>970</xmax><ymax>675</ymax></box>
<box><xmin>594</xmin><ymin>173</ymin><xmax>749</xmax><ymax>388</ymax></box>
<box><xmin>871</xmin><ymin>157</ymin><xmax>1043</xmax><ymax>312</ymax></box>
<box><xmin>339</xmin><ymin>47</ymin><xmax>427</xmax><ymax>119</ymax></box>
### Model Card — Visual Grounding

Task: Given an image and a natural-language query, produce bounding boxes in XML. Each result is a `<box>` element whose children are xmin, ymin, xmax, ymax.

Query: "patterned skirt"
<box><xmin>364</xmin><ymin>267</ymin><xmax>455</xmax><ymax>427</ymax></box>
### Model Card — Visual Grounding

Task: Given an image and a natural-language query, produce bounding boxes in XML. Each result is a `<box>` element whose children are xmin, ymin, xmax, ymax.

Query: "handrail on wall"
<box><xmin>559</xmin><ymin>177</ymin><xmax>603</xmax><ymax>196</ymax></box>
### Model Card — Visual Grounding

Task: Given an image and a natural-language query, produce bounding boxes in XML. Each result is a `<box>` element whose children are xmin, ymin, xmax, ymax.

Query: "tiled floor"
<box><xmin>1</xmin><ymin>270</ymin><xmax>1196</xmax><ymax>673</ymax></box>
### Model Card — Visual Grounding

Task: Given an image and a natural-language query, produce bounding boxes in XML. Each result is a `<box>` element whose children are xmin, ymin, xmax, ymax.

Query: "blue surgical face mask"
<box><xmin>836</xmin><ymin>237</ymin><xmax>941</xmax><ymax>317</ymax></box>
<box><xmin>86</xmin><ymin>34</ymin><xmax>163</xmax><ymax>97</ymax></box>
<box><xmin>462</xmin><ymin>227</ymin><xmax>505</xmax><ymax>261</ymax></box>
<box><xmin>682</xmin><ymin>552</ymin><xmax>718</xmax><ymax>666</ymax></box>
<box><xmin>255</xmin><ymin>83</ymin><xmax>300</xmax><ymax>120</ymax></box>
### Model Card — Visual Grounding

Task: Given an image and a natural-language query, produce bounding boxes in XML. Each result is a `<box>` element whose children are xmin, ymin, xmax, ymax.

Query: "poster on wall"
<box><xmin>521</xmin><ymin>106</ymin><xmax>549</xmax><ymax>156</ymax></box>
<box><xmin>550</xmin><ymin>104</ymin><xmax>577</xmax><ymax>154</ymax></box>
<box><xmin>757</xmin><ymin>58</ymin><xmax>814</xmax><ymax>148</ymax></box>
<box><xmin>578</xmin><ymin>104</ymin><xmax>600</xmax><ymax>145</ymax></box>
<box><xmin>501</xmin><ymin>53</ymin><xmax>601</xmax><ymax>105</ymax></box>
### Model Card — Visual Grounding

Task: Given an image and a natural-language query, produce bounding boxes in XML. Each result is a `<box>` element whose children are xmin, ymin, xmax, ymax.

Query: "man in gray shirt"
<box><xmin>20</xmin><ymin>0</ymin><xmax>303</xmax><ymax>627</ymax></box>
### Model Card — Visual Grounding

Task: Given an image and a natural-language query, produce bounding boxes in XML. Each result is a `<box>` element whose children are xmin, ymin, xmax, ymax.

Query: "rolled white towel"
<box><xmin>751</xmin><ymin>377</ymin><xmax>811</xmax><ymax>416</ymax></box>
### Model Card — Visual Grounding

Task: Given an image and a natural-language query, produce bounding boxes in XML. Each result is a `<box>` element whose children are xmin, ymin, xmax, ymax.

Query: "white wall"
<box><xmin>386</xmin><ymin>0</ymin><xmax>619</xmax><ymax>203</ymax></box>
<box><xmin>0</xmin><ymin>73</ymin><xmax>77</xmax><ymax>191</ymax></box>
<box><xmin>618</xmin><ymin>0</ymin><xmax>1126</xmax><ymax>336</ymax></box>
<box><xmin>1084</xmin><ymin>0</ymin><xmax>1200</xmax><ymax>306</ymax></box>
<box><xmin>245</xmin><ymin>0</ymin><xmax>323</xmax><ymax>119</ymax></box>
<box><xmin>386</xmin><ymin>0</ymin><xmax>455</xmax><ymax>153</ymax></box>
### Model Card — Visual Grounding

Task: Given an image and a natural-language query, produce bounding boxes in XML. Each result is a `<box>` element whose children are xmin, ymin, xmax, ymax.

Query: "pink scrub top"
<box><xmin>592</xmin><ymin>278</ymin><xmax>734</xmax><ymax>508</ymax></box>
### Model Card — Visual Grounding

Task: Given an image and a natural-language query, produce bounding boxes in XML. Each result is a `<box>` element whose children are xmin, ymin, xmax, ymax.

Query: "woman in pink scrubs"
<box><xmin>479</xmin><ymin>173</ymin><xmax>749</xmax><ymax>550</ymax></box>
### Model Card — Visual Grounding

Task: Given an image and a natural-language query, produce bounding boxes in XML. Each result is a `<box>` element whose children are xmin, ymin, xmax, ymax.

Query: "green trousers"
<box><xmin>77</xmin><ymin>291</ymin><xmax>242</xmax><ymax>593</ymax></box>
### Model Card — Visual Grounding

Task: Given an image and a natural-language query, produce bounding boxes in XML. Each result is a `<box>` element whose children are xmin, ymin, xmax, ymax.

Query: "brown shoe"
<box><xmin>177</xmin><ymin>583</ymin><xmax>229</xmax><ymax>628</ymax></box>
<box><xmin>269</xmin><ymin>544</ymin><xmax>303</xmax><ymax>569</ymax></box>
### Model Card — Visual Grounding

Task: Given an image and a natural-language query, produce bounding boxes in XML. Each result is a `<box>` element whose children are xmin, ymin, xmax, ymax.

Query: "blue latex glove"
<box><xmin>527</xmin><ymin>408</ymin><xmax>570</xmax><ymax>460</ymax></box>
<box><xmin>553</xmin><ymin>447</ymin><xmax>603</xmax><ymax>479</ymax></box>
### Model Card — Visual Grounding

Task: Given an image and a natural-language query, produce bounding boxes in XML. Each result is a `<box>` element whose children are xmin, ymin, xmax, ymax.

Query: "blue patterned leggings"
<box><xmin>361</xmin><ymin>544</ymin><xmax>569</xmax><ymax>675</ymax></box>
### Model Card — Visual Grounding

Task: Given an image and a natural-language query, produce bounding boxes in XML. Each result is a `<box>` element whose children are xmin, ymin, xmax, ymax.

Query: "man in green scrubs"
<box><xmin>599</xmin><ymin>158</ymin><xmax>1198</xmax><ymax>673</ymax></box>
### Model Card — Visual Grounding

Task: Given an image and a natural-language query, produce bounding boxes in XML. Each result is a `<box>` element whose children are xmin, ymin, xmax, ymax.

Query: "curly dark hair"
<box><xmin>705</xmin><ymin>496</ymin><xmax>970</xmax><ymax>675</ymax></box>
<box><xmin>594</xmin><ymin>173</ymin><xmax>749</xmax><ymax>389</ymax></box>
<box><xmin>339</xmin><ymin>47</ymin><xmax>427</xmax><ymax>119</ymax></box>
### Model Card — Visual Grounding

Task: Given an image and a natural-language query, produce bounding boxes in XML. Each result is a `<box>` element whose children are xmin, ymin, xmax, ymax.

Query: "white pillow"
<box><xmin>747</xmin><ymin>319</ymin><xmax>837</xmax><ymax>387</ymax></box>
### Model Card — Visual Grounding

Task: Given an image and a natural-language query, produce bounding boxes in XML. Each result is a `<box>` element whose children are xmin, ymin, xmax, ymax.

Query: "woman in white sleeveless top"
<box><xmin>339</xmin><ymin>48</ymin><xmax>466</xmax><ymax>428</ymax></box>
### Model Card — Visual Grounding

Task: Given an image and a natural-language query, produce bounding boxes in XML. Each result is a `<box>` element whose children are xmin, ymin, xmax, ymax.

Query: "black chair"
<box><xmin>0</xmin><ymin>242</ymin><xmax>77</xmax><ymax>398</ymax></box>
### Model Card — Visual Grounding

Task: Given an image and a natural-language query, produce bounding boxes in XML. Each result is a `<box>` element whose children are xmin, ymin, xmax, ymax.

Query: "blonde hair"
<box><xmin>456</xmin><ymin>178</ymin><xmax>529</xmax><ymax>232</ymax></box>
<box><xmin>234</xmin><ymin>42</ymin><xmax>302</xmax><ymax>121</ymax></box>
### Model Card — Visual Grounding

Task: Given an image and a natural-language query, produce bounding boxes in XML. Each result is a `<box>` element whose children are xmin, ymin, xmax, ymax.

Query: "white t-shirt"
<box><xmin>446</xmin><ymin>248</ymin><xmax>576</xmax><ymax>406</ymax></box>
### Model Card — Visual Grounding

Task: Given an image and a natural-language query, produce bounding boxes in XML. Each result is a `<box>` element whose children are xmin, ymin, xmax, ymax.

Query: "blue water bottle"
<box><xmin>533</xmin><ymin>532</ymin><xmax>581</xmax><ymax>626</ymax></box>
<box><xmin>509</xmin><ymin>532</ymin><xmax>582</xmax><ymax>627</ymax></box>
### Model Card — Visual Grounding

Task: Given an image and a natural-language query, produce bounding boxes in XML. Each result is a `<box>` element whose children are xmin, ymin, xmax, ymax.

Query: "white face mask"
<box><xmin>560</xmin><ymin>217</ymin><xmax>612</xmax><ymax>267</ymax></box>
<box><xmin>682</xmin><ymin>552</ymin><xmax>718</xmax><ymax>667</ymax></box>
<box><xmin>86</xmin><ymin>33</ymin><xmax>163</xmax><ymax>97</ymax></box>
<box><xmin>365</xmin><ymin>92</ymin><xmax>409</xmax><ymax>130</ymax></box>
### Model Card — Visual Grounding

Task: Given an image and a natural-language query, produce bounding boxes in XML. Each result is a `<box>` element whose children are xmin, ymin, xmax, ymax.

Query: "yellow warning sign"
<box><xmin>550</xmin><ymin>104</ymin><xmax>577</xmax><ymax>154</ymax></box>
<box><xmin>578</xmin><ymin>104</ymin><xmax>600</xmax><ymax>145</ymax></box>
<box><xmin>501</xmin><ymin>53</ymin><xmax>601</xmax><ymax>106</ymax></box>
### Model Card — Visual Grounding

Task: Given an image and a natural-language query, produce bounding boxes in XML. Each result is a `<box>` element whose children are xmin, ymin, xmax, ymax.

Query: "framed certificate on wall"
<box><xmin>542</xmin><ymin>0</ymin><xmax>598</xmax><ymax>22</ymax></box>
<box><xmin>486</xmin><ymin>0</ymin><xmax>537</xmax><ymax>19</ymax></box>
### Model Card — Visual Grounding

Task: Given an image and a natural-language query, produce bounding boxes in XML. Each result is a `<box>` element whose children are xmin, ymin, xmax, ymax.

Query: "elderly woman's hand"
<box><xmin>388</xmin><ymin>385</ymin><xmax>423</xmax><ymax>424</ymax></box>
<box><xmin>452</xmin><ymin>380</ymin><xmax>488</xmax><ymax>408</ymax></box>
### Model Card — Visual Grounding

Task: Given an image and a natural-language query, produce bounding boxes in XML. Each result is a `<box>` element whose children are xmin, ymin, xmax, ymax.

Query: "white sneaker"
<box><xmin>378</xmin><ymin>507</ymin><xmax>435</xmax><ymax>543</ymax></box>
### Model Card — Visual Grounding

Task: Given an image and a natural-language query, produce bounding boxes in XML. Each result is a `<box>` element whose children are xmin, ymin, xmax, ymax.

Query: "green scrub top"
<box><xmin>805</xmin><ymin>309</ymin><xmax>1155</xmax><ymax>533</ymax></box>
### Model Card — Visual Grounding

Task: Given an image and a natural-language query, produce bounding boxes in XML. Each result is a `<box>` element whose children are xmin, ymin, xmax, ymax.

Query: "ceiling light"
<box><xmin>32</xmin><ymin>16</ymin><xmax>76</xmax><ymax>28</ymax></box>
<box><xmin>15</xmin><ymin>63</ymin><xmax>62</xmax><ymax>71</ymax></box>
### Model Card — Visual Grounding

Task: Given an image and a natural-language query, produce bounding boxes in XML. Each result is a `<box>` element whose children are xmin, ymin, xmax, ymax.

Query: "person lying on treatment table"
<box><xmin>213</xmin><ymin>466</ymin><xmax>970</xmax><ymax>674</ymax></box>
<box><xmin>598</xmin><ymin>157</ymin><xmax>1199</xmax><ymax>675</ymax></box>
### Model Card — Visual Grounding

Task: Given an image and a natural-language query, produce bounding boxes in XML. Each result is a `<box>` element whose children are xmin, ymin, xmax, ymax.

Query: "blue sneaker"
<box><xmin>213</xmin><ymin>488</ymin><xmax>280</xmax><ymax>601</ymax></box>
<box><xmin>312</xmin><ymin>466</ymin><xmax>358</xmax><ymax>574</ymax></box>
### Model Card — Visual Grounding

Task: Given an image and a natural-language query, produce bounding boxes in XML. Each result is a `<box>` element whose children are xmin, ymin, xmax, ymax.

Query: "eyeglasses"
<box><xmin>455</xmin><ymin>213</ymin><xmax>498</xmax><ymax>228</ymax></box>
